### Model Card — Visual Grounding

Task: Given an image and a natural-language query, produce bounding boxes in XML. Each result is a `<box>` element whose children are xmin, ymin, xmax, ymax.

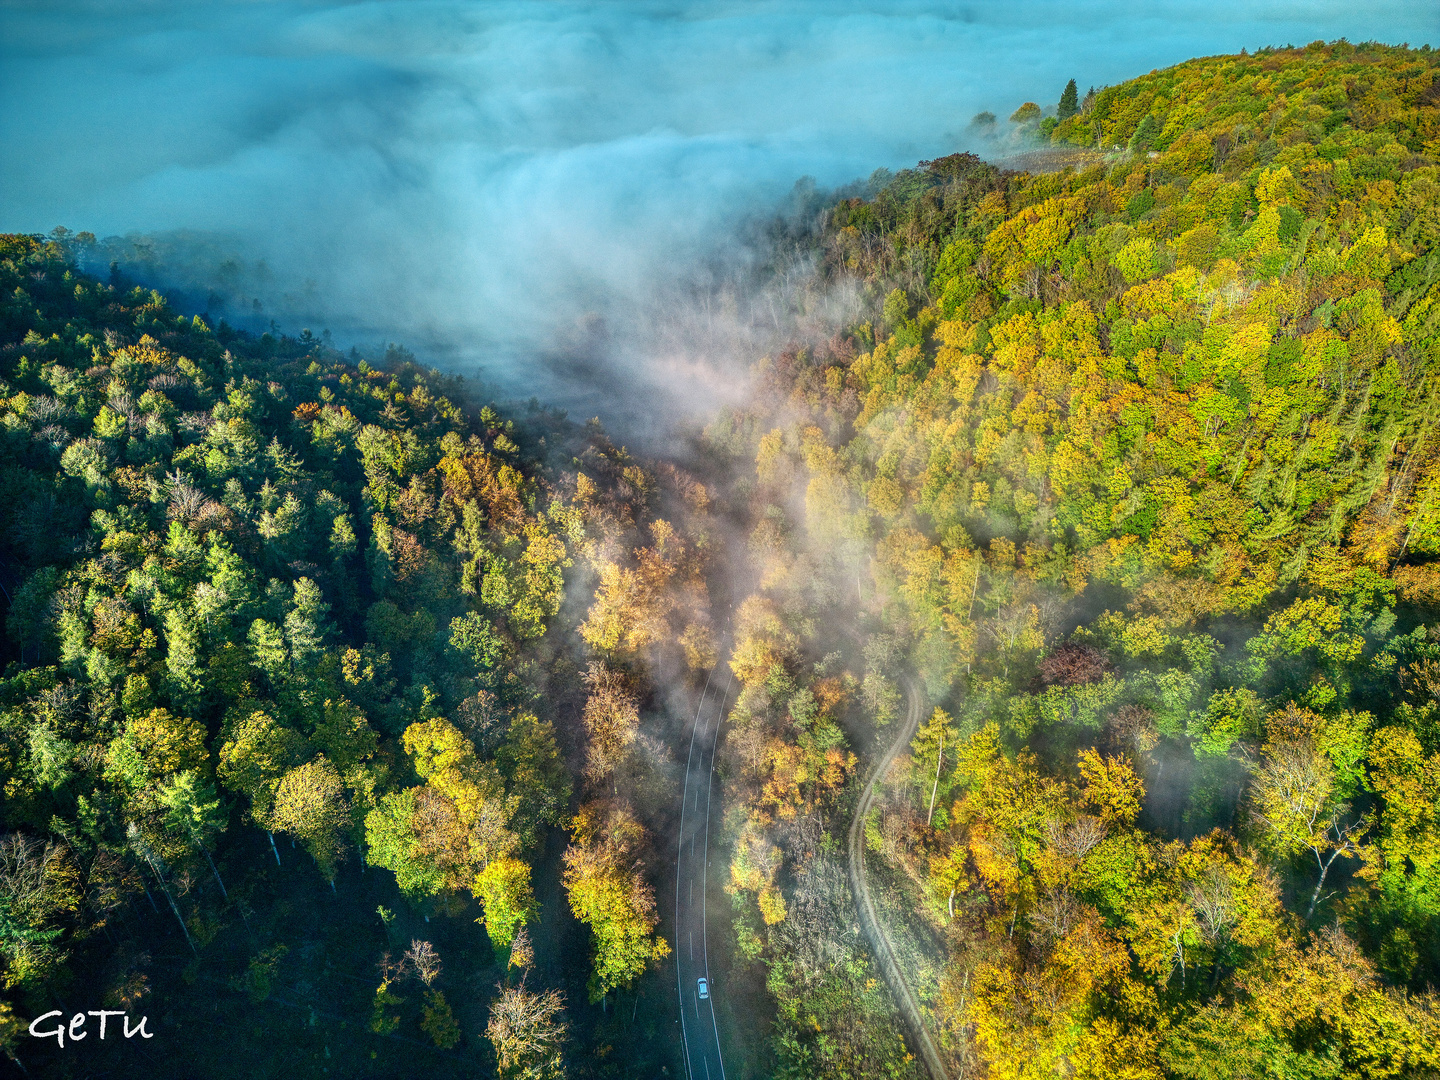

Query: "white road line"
<box><xmin>675</xmin><ymin>663</ymin><xmax>717</xmax><ymax>1080</ymax></box>
<box><xmin>700</xmin><ymin>670</ymin><xmax>734</xmax><ymax>1080</ymax></box>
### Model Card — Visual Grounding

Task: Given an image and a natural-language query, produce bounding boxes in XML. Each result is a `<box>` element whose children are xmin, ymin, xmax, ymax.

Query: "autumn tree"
<box><xmin>271</xmin><ymin>756</ymin><xmax>350</xmax><ymax>882</ymax></box>
<box><xmin>487</xmin><ymin>982</ymin><xmax>567</xmax><ymax>1080</ymax></box>
<box><xmin>562</xmin><ymin>803</ymin><xmax>669</xmax><ymax>1000</ymax></box>
<box><xmin>1249</xmin><ymin>704</ymin><xmax>1368</xmax><ymax>920</ymax></box>
<box><xmin>579</xmin><ymin>663</ymin><xmax>640</xmax><ymax>789</ymax></box>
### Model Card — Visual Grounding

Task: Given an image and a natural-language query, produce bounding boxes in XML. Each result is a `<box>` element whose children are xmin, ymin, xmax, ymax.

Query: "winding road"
<box><xmin>847</xmin><ymin>676</ymin><xmax>950</xmax><ymax>1080</ymax></box>
<box><xmin>674</xmin><ymin>664</ymin><xmax>732</xmax><ymax>1080</ymax></box>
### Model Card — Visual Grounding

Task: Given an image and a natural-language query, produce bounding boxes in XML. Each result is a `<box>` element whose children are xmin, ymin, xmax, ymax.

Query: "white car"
<box><xmin>697</xmin><ymin>977</ymin><xmax>709</xmax><ymax>1000</ymax></box>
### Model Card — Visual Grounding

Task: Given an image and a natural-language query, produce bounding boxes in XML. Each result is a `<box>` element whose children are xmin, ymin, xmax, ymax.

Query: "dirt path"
<box><xmin>846</xmin><ymin>676</ymin><xmax>950</xmax><ymax>1080</ymax></box>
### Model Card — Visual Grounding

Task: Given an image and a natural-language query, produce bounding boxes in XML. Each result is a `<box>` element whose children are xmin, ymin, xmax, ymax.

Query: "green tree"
<box><xmin>271</xmin><ymin>756</ymin><xmax>350</xmax><ymax>883</ymax></box>
<box><xmin>497</xmin><ymin>712</ymin><xmax>571</xmax><ymax>849</ymax></box>
<box><xmin>158</xmin><ymin>770</ymin><xmax>231</xmax><ymax>899</ymax></box>
<box><xmin>1128</xmin><ymin>113</ymin><xmax>1159</xmax><ymax>153</ymax></box>
<box><xmin>1058</xmin><ymin>78</ymin><xmax>1079</xmax><ymax>120</ymax></box>
<box><xmin>364</xmin><ymin>788</ymin><xmax>448</xmax><ymax>900</ymax></box>
<box><xmin>475</xmin><ymin>855</ymin><xmax>538</xmax><ymax>950</ymax></box>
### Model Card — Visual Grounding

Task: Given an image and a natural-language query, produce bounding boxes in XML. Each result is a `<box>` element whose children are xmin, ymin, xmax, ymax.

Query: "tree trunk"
<box><xmin>203</xmin><ymin>847</ymin><xmax>228</xmax><ymax>900</ymax></box>
<box><xmin>1308</xmin><ymin>848</ymin><xmax>1343</xmax><ymax>920</ymax></box>
<box><xmin>162</xmin><ymin>883</ymin><xmax>197</xmax><ymax>954</ymax></box>
<box><xmin>927</xmin><ymin>733</ymin><xmax>944</xmax><ymax>826</ymax></box>
<box><xmin>268</xmin><ymin>831</ymin><xmax>281</xmax><ymax>866</ymax></box>
<box><xmin>145</xmin><ymin>863</ymin><xmax>196</xmax><ymax>955</ymax></box>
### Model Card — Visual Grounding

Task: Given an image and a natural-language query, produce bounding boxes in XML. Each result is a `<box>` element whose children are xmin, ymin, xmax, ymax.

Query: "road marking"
<box><xmin>677</xmin><ymin>652</ymin><xmax>726</xmax><ymax>1080</ymax></box>
<box><xmin>676</xmin><ymin>647</ymin><xmax>734</xmax><ymax>1080</ymax></box>
<box><xmin>701</xmin><ymin>670</ymin><xmax>734</xmax><ymax>1080</ymax></box>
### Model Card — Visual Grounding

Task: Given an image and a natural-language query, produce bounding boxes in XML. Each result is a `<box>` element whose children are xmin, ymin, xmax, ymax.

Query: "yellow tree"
<box><xmin>562</xmin><ymin>803</ymin><xmax>670</xmax><ymax>1000</ymax></box>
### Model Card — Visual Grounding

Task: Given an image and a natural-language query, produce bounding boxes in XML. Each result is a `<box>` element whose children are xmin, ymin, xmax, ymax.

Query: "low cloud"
<box><xmin>2</xmin><ymin>0</ymin><xmax>1428</xmax><ymax>431</ymax></box>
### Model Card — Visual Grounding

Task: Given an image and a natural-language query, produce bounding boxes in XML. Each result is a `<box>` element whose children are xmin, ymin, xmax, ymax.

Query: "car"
<box><xmin>696</xmin><ymin>977</ymin><xmax>709</xmax><ymax>1000</ymax></box>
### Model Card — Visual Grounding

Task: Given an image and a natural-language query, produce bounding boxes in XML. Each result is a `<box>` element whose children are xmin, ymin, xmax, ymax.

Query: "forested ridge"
<box><xmin>4</xmin><ymin>35</ymin><xmax>1440</xmax><ymax>1080</ymax></box>
<box><xmin>0</xmin><ymin>232</ymin><xmax>722</xmax><ymax>1076</ymax></box>
<box><xmin>703</xmin><ymin>40</ymin><xmax>1440</xmax><ymax>1079</ymax></box>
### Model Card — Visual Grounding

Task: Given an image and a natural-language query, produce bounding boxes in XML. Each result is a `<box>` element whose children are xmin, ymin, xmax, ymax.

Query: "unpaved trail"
<box><xmin>846</xmin><ymin>676</ymin><xmax>950</xmax><ymax>1080</ymax></box>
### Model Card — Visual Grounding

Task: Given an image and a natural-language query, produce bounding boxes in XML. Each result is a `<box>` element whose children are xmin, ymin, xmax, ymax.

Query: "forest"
<box><xmin>2</xmin><ymin>35</ymin><xmax>1440</xmax><ymax>1080</ymax></box>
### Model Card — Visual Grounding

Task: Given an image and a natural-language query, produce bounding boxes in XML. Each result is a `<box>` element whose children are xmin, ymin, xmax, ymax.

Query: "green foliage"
<box><xmin>1058</xmin><ymin>79</ymin><xmax>1079</xmax><ymax>122</ymax></box>
<box><xmin>0</xmin><ymin>235</ymin><xmax>628</xmax><ymax>1039</ymax></box>
<box><xmin>562</xmin><ymin>803</ymin><xmax>670</xmax><ymax>1001</ymax></box>
<box><xmin>420</xmin><ymin>988</ymin><xmax>461</xmax><ymax>1049</ymax></box>
<box><xmin>730</xmin><ymin>39</ymin><xmax>1440</xmax><ymax>1080</ymax></box>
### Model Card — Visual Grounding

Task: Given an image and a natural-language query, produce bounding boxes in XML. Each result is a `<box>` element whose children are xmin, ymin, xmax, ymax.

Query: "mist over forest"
<box><xmin>3</xmin><ymin>5</ymin><xmax>1440</xmax><ymax>1080</ymax></box>
<box><xmin>4</xmin><ymin>0</ymin><xmax>1431</xmax><ymax>424</ymax></box>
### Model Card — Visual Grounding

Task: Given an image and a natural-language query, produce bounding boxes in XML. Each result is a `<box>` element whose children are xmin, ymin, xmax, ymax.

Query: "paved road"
<box><xmin>847</xmin><ymin>676</ymin><xmax>950</xmax><ymax>1080</ymax></box>
<box><xmin>674</xmin><ymin>665</ymin><xmax>732</xmax><ymax>1080</ymax></box>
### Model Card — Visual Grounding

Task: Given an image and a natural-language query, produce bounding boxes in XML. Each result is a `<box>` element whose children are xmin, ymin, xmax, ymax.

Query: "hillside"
<box><xmin>2</xmin><ymin>36</ymin><xmax>1440</xmax><ymax>1080</ymax></box>
<box><xmin>0</xmin><ymin>234</ymin><xmax>723</xmax><ymax>1077</ymax></box>
<box><xmin>705</xmin><ymin>39</ymin><xmax>1440</xmax><ymax>1079</ymax></box>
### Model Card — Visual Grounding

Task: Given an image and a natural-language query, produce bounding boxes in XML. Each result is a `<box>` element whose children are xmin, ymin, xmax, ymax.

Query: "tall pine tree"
<box><xmin>1057</xmin><ymin>77</ymin><xmax>1079</xmax><ymax>120</ymax></box>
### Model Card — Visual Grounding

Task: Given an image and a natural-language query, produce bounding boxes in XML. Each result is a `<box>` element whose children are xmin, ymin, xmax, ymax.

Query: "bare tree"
<box><xmin>581</xmin><ymin>662</ymin><xmax>640</xmax><ymax>790</ymax></box>
<box><xmin>487</xmin><ymin>983</ymin><xmax>567</xmax><ymax>1080</ymax></box>
<box><xmin>1045</xmin><ymin>814</ymin><xmax>1107</xmax><ymax>862</ymax></box>
<box><xmin>1185</xmin><ymin>864</ymin><xmax>1237</xmax><ymax>947</ymax></box>
<box><xmin>1031</xmin><ymin>885</ymin><xmax>1080</xmax><ymax>945</ymax></box>
<box><xmin>403</xmin><ymin>939</ymin><xmax>442</xmax><ymax>986</ymax></box>
<box><xmin>1107</xmin><ymin>704</ymin><xmax>1159</xmax><ymax>759</ymax></box>
<box><xmin>508</xmin><ymin>926</ymin><xmax>535</xmax><ymax>971</ymax></box>
<box><xmin>166</xmin><ymin>471</ymin><xmax>209</xmax><ymax>522</ymax></box>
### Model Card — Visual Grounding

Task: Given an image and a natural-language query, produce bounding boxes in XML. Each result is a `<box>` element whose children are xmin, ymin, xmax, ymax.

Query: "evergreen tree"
<box><xmin>1058</xmin><ymin>77</ymin><xmax>1079</xmax><ymax>120</ymax></box>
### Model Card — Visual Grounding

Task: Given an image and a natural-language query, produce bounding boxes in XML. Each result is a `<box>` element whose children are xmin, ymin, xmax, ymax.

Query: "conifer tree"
<box><xmin>1058</xmin><ymin>78</ymin><xmax>1079</xmax><ymax>120</ymax></box>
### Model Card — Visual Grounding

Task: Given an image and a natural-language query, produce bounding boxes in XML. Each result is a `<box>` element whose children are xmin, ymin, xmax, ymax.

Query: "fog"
<box><xmin>3</xmin><ymin>0</ymin><xmax>1431</xmax><ymax>428</ymax></box>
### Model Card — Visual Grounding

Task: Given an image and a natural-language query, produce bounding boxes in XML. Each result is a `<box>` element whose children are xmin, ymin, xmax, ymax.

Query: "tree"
<box><xmin>0</xmin><ymin>834</ymin><xmax>77</xmax><ymax>990</ymax></box>
<box><xmin>1058</xmin><ymin>78</ymin><xmax>1079</xmax><ymax>121</ymax></box>
<box><xmin>580</xmin><ymin>663</ymin><xmax>640</xmax><ymax>789</ymax></box>
<box><xmin>487</xmin><ymin>983</ymin><xmax>567</xmax><ymax>1080</ymax></box>
<box><xmin>497</xmin><ymin>712</ymin><xmax>571</xmax><ymax>849</ymax></box>
<box><xmin>1249</xmin><ymin>705</ymin><xmax>1367</xmax><ymax>919</ymax></box>
<box><xmin>158</xmin><ymin>770</ymin><xmax>230</xmax><ymax>899</ymax></box>
<box><xmin>910</xmin><ymin>708</ymin><xmax>960</xmax><ymax>827</ymax></box>
<box><xmin>1357</xmin><ymin>724</ymin><xmax>1440</xmax><ymax>984</ymax></box>
<box><xmin>475</xmin><ymin>855</ymin><xmax>537</xmax><ymax>950</ymax></box>
<box><xmin>1040</xmin><ymin>642</ymin><xmax>1111</xmax><ymax>686</ymax></box>
<box><xmin>403</xmin><ymin>938</ymin><xmax>442</xmax><ymax>985</ymax></box>
<box><xmin>364</xmin><ymin>788</ymin><xmax>448</xmax><ymax>899</ymax></box>
<box><xmin>562</xmin><ymin>803</ymin><xmax>670</xmax><ymax>1000</ymax></box>
<box><xmin>1128</xmin><ymin>113</ymin><xmax>1159</xmax><ymax>153</ymax></box>
<box><xmin>421</xmin><ymin>988</ymin><xmax>461</xmax><ymax>1049</ymax></box>
<box><xmin>271</xmin><ymin>757</ymin><xmax>350</xmax><ymax>882</ymax></box>
<box><xmin>218</xmin><ymin>709</ymin><xmax>308</xmax><ymax>834</ymax></box>
<box><xmin>0</xmin><ymin>999</ymin><xmax>24</xmax><ymax>1071</ymax></box>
